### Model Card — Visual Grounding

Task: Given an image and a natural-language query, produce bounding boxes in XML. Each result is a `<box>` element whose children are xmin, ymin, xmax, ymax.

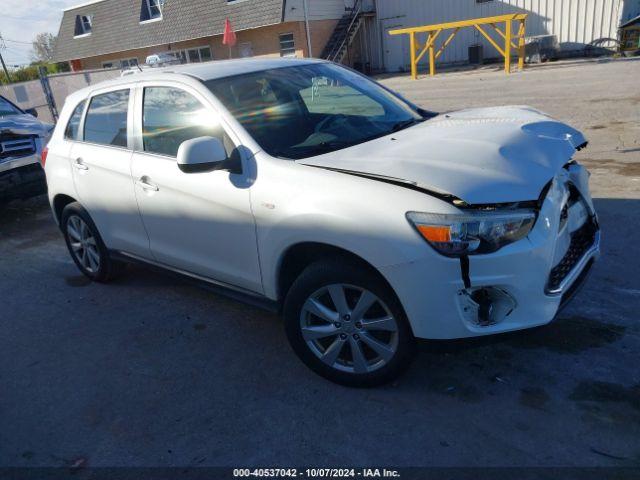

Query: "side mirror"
<box><xmin>25</xmin><ymin>108</ymin><xmax>38</xmax><ymax>118</ymax></box>
<box><xmin>177</xmin><ymin>136</ymin><xmax>228</xmax><ymax>173</ymax></box>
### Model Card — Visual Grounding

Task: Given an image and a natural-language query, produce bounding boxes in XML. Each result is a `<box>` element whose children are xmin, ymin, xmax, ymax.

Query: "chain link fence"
<box><xmin>0</xmin><ymin>67</ymin><xmax>121</xmax><ymax>124</ymax></box>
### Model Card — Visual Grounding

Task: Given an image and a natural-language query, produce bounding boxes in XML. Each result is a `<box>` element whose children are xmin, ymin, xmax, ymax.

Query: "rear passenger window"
<box><xmin>84</xmin><ymin>90</ymin><xmax>129</xmax><ymax>147</ymax></box>
<box><xmin>142</xmin><ymin>87</ymin><xmax>233</xmax><ymax>157</ymax></box>
<box><xmin>64</xmin><ymin>100</ymin><xmax>86</xmax><ymax>140</ymax></box>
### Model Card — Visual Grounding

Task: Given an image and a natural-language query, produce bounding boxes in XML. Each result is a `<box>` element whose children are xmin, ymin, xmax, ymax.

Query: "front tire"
<box><xmin>61</xmin><ymin>202</ymin><xmax>125</xmax><ymax>282</ymax></box>
<box><xmin>284</xmin><ymin>259</ymin><xmax>416</xmax><ymax>387</ymax></box>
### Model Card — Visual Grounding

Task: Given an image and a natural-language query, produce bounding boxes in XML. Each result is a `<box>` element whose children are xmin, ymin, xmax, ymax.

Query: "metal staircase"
<box><xmin>320</xmin><ymin>0</ymin><xmax>365</xmax><ymax>63</ymax></box>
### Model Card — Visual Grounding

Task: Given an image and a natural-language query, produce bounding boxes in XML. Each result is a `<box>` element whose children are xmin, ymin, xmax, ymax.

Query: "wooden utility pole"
<box><xmin>0</xmin><ymin>34</ymin><xmax>12</xmax><ymax>83</ymax></box>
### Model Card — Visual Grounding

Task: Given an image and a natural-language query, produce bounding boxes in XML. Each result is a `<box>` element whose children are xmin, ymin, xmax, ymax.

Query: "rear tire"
<box><xmin>283</xmin><ymin>259</ymin><xmax>416</xmax><ymax>387</ymax></box>
<box><xmin>61</xmin><ymin>202</ymin><xmax>125</xmax><ymax>283</ymax></box>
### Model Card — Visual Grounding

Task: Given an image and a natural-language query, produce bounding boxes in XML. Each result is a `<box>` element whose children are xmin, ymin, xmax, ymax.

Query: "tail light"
<box><xmin>40</xmin><ymin>146</ymin><xmax>48</xmax><ymax>167</ymax></box>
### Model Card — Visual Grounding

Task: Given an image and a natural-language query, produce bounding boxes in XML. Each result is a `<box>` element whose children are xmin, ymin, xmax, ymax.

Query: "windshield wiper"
<box><xmin>390</xmin><ymin>118</ymin><xmax>424</xmax><ymax>133</ymax></box>
<box><xmin>291</xmin><ymin>140</ymin><xmax>353</xmax><ymax>157</ymax></box>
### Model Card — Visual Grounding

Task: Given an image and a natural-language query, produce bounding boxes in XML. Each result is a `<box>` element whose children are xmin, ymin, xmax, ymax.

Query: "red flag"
<box><xmin>222</xmin><ymin>18</ymin><xmax>237</xmax><ymax>47</ymax></box>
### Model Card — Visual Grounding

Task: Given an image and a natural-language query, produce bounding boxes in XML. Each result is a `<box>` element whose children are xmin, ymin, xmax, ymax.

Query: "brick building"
<box><xmin>52</xmin><ymin>0</ymin><xmax>375</xmax><ymax>71</ymax></box>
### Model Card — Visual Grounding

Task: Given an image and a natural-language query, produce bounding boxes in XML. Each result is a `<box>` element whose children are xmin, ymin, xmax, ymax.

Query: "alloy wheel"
<box><xmin>300</xmin><ymin>283</ymin><xmax>399</xmax><ymax>374</ymax></box>
<box><xmin>66</xmin><ymin>215</ymin><xmax>101</xmax><ymax>273</ymax></box>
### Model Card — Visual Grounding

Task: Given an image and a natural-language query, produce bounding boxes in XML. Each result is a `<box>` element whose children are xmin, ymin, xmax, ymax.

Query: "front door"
<box><xmin>71</xmin><ymin>87</ymin><xmax>150</xmax><ymax>257</ymax></box>
<box><xmin>130</xmin><ymin>84</ymin><xmax>262</xmax><ymax>293</ymax></box>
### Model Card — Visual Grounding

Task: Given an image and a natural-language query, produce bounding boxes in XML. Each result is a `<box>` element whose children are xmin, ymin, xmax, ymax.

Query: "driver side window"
<box><xmin>299</xmin><ymin>77</ymin><xmax>384</xmax><ymax>117</ymax></box>
<box><xmin>142</xmin><ymin>87</ymin><xmax>233</xmax><ymax>157</ymax></box>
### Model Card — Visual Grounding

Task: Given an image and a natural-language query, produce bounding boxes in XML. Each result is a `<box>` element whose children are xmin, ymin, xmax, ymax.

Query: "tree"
<box><xmin>31</xmin><ymin>33</ymin><xmax>56</xmax><ymax>63</ymax></box>
<box><xmin>0</xmin><ymin>62</ymin><xmax>67</xmax><ymax>85</ymax></box>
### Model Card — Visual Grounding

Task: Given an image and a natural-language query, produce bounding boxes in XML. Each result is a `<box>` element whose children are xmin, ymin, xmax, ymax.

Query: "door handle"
<box><xmin>73</xmin><ymin>158</ymin><xmax>88</xmax><ymax>170</ymax></box>
<box><xmin>136</xmin><ymin>178</ymin><xmax>159</xmax><ymax>192</ymax></box>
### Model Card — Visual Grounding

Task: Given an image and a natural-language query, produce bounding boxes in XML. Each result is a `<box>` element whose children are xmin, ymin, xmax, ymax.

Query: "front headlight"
<box><xmin>406</xmin><ymin>210</ymin><xmax>536</xmax><ymax>257</ymax></box>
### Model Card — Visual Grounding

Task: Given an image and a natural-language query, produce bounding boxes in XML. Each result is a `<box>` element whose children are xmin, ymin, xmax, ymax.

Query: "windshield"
<box><xmin>204</xmin><ymin>63</ymin><xmax>423</xmax><ymax>159</ymax></box>
<box><xmin>0</xmin><ymin>96</ymin><xmax>22</xmax><ymax>116</ymax></box>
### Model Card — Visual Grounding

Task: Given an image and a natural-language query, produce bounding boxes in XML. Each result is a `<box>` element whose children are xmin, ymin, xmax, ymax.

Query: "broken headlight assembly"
<box><xmin>406</xmin><ymin>210</ymin><xmax>536</xmax><ymax>256</ymax></box>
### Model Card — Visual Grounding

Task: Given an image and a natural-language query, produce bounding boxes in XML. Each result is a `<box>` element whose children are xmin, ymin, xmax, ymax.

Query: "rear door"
<box><xmin>70</xmin><ymin>87</ymin><xmax>150</xmax><ymax>257</ymax></box>
<box><xmin>130</xmin><ymin>82</ymin><xmax>262</xmax><ymax>293</ymax></box>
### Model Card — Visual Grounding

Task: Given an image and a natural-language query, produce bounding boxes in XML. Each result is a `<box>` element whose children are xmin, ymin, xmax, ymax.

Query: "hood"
<box><xmin>300</xmin><ymin>106</ymin><xmax>587</xmax><ymax>204</ymax></box>
<box><xmin>0</xmin><ymin>113</ymin><xmax>53</xmax><ymax>137</ymax></box>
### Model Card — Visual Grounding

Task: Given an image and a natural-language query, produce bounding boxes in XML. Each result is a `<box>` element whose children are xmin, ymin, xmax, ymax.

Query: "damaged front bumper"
<box><xmin>0</xmin><ymin>138</ymin><xmax>47</xmax><ymax>202</ymax></box>
<box><xmin>0</xmin><ymin>151</ymin><xmax>41</xmax><ymax>174</ymax></box>
<box><xmin>379</xmin><ymin>163</ymin><xmax>600</xmax><ymax>340</ymax></box>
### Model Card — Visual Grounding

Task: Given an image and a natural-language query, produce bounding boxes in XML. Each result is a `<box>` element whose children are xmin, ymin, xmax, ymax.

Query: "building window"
<box><xmin>140</xmin><ymin>0</ymin><xmax>164</xmax><ymax>22</ymax></box>
<box><xmin>120</xmin><ymin>58</ymin><xmax>139</xmax><ymax>68</ymax></box>
<box><xmin>187</xmin><ymin>49</ymin><xmax>200</xmax><ymax>63</ymax></box>
<box><xmin>168</xmin><ymin>46</ymin><xmax>212</xmax><ymax>64</ymax></box>
<box><xmin>102</xmin><ymin>58</ymin><xmax>138</xmax><ymax>69</ymax></box>
<box><xmin>74</xmin><ymin>15</ymin><xmax>93</xmax><ymax>36</ymax></box>
<box><xmin>475</xmin><ymin>0</ymin><xmax>494</xmax><ymax>3</ymax></box>
<box><xmin>239</xmin><ymin>42</ymin><xmax>253</xmax><ymax>58</ymax></box>
<box><xmin>147</xmin><ymin>0</ymin><xmax>163</xmax><ymax>18</ymax></box>
<box><xmin>199</xmin><ymin>47</ymin><xmax>212</xmax><ymax>62</ymax></box>
<box><xmin>279</xmin><ymin>33</ymin><xmax>296</xmax><ymax>57</ymax></box>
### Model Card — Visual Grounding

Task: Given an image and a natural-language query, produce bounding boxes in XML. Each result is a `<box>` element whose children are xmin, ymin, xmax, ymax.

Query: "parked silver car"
<box><xmin>0</xmin><ymin>95</ymin><xmax>52</xmax><ymax>203</ymax></box>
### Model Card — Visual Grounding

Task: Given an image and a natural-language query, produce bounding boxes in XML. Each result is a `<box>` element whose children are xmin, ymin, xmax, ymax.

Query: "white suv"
<box><xmin>44</xmin><ymin>58</ymin><xmax>599</xmax><ymax>386</ymax></box>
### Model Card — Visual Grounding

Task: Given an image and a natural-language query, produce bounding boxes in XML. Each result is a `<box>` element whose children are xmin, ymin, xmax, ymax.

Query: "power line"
<box><xmin>4</xmin><ymin>38</ymin><xmax>32</xmax><ymax>45</ymax></box>
<box><xmin>1</xmin><ymin>45</ymin><xmax>29</xmax><ymax>54</ymax></box>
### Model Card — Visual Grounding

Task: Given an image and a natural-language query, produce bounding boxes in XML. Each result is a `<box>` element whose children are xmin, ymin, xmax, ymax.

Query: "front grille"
<box><xmin>547</xmin><ymin>218</ymin><xmax>598</xmax><ymax>292</ymax></box>
<box><xmin>0</xmin><ymin>134</ymin><xmax>36</xmax><ymax>160</ymax></box>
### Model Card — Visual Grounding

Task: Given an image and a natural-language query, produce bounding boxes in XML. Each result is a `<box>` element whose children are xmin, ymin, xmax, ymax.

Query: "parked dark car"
<box><xmin>0</xmin><ymin>95</ymin><xmax>52</xmax><ymax>204</ymax></box>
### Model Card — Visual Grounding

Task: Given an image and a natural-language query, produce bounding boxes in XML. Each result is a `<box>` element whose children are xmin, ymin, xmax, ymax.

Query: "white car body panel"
<box><xmin>250</xmin><ymin>155</ymin><xmax>461</xmax><ymax>300</ymax></box>
<box><xmin>300</xmin><ymin>106</ymin><xmax>587</xmax><ymax>204</ymax></box>
<box><xmin>69</xmin><ymin>141</ymin><xmax>150</xmax><ymax>257</ymax></box>
<box><xmin>44</xmin><ymin>59</ymin><xmax>599</xmax><ymax>341</ymax></box>
<box><xmin>130</xmin><ymin>151</ymin><xmax>262</xmax><ymax>292</ymax></box>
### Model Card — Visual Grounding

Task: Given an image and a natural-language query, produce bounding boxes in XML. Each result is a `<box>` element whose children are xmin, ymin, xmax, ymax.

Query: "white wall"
<box><xmin>0</xmin><ymin>79</ymin><xmax>52</xmax><ymax>123</ymax></box>
<box><xmin>283</xmin><ymin>0</ymin><xmax>347</xmax><ymax>21</ymax></box>
<box><xmin>283</xmin><ymin>0</ymin><xmax>375</xmax><ymax>21</ymax></box>
<box><xmin>375</xmin><ymin>0</ymin><xmax>625</xmax><ymax>72</ymax></box>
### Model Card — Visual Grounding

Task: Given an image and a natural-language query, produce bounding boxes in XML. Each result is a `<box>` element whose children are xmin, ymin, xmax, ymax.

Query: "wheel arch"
<box><xmin>276</xmin><ymin>242</ymin><xmax>396</xmax><ymax>305</ymax></box>
<box><xmin>52</xmin><ymin>193</ymin><xmax>77</xmax><ymax>226</ymax></box>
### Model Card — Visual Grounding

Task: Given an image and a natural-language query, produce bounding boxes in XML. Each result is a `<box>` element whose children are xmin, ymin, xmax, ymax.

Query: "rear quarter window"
<box><xmin>83</xmin><ymin>90</ymin><xmax>130</xmax><ymax>147</ymax></box>
<box><xmin>64</xmin><ymin>100</ymin><xmax>86</xmax><ymax>140</ymax></box>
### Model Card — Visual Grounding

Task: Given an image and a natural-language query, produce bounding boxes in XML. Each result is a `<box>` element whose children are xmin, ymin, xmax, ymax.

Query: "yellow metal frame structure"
<box><xmin>389</xmin><ymin>13</ymin><xmax>528</xmax><ymax>79</ymax></box>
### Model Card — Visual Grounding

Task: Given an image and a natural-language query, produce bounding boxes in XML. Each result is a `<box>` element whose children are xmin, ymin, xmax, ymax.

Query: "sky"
<box><xmin>0</xmin><ymin>0</ymin><xmax>80</xmax><ymax>67</ymax></box>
